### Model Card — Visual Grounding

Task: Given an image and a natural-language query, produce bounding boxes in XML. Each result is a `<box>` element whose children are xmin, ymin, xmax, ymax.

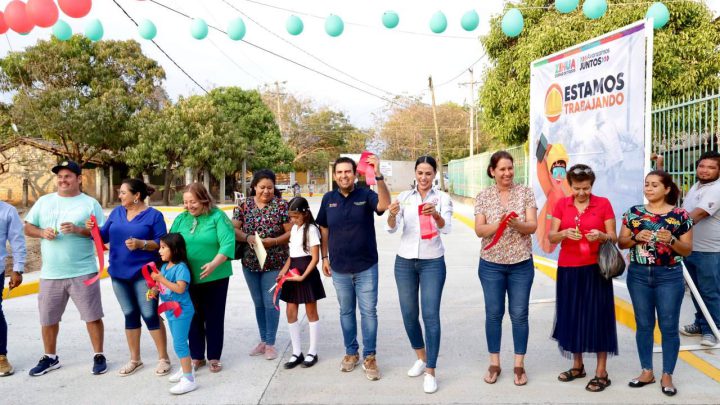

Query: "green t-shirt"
<box><xmin>24</xmin><ymin>193</ymin><xmax>105</xmax><ymax>280</ymax></box>
<box><xmin>170</xmin><ymin>207</ymin><xmax>235</xmax><ymax>284</ymax></box>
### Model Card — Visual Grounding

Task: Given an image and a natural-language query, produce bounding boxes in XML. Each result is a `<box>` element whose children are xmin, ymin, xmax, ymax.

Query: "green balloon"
<box><xmin>429</xmin><ymin>11</ymin><xmax>447</xmax><ymax>34</ymax></box>
<box><xmin>286</xmin><ymin>15</ymin><xmax>303</xmax><ymax>35</ymax></box>
<box><xmin>461</xmin><ymin>10</ymin><xmax>479</xmax><ymax>31</ymax></box>
<box><xmin>85</xmin><ymin>18</ymin><xmax>103</xmax><ymax>42</ymax></box>
<box><xmin>325</xmin><ymin>14</ymin><xmax>344</xmax><ymax>37</ymax></box>
<box><xmin>501</xmin><ymin>9</ymin><xmax>524</xmax><ymax>37</ymax></box>
<box><xmin>53</xmin><ymin>20</ymin><xmax>72</xmax><ymax>41</ymax></box>
<box><xmin>228</xmin><ymin>17</ymin><xmax>246</xmax><ymax>40</ymax></box>
<box><xmin>191</xmin><ymin>18</ymin><xmax>208</xmax><ymax>40</ymax></box>
<box><xmin>382</xmin><ymin>11</ymin><xmax>399</xmax><ymax>29</ymax></box>
<box><xmin>138</xmin><ymin>19</ymin><xmax>156</xmax><ymax>40</ymax></box>
<box><xmin>646</xmin><ymin>2</ymin><xmax>670</xmax><ymax>29</ymax></box>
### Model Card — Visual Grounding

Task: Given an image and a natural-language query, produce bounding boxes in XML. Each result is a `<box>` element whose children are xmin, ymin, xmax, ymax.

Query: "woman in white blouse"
<box><xmin>387</xmin><ymin>155</ymin><xmax>453</xmax><ymax>394</ymax></box>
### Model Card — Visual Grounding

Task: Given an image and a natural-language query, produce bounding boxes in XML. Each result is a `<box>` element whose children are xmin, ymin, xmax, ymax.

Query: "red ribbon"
<box><xmin>142</xmin><ymin>262</ymin><xmax>159</xmax><ymax>288</ymax></box>
<box><xmin>483</xmin><ymin>211</ymin><xmax>519</xmax><ymax>251</ymax></box>
<box><xmin>357</xmin><ymin>151</ymin><xmax>377</xmax><ymax>186</ymax></box>
<box><xmin>158</xmin><ymin>301</ymin><xmax>182</xmax><ymax>318</ymax></box>
<box><xmin>272</xmin><ymin>268</ymin><xmax>301</xmax><ymax>310</ymax></box>
<box><xmin>418</xmin><ymin>203</ymin><xmax>439</xmax><ymax>240</ymax></box>
<box><xmin>84</xmin><ymin>214</ymin><xmax>105</xmax><ymax>286</ymax></box>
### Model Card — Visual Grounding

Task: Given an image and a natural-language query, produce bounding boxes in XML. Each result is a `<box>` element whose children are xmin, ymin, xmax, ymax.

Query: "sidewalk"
<box><xmin>2</xmin><ymin>197</ymin><xmax>718</xmax><ymax>404</ymax></box>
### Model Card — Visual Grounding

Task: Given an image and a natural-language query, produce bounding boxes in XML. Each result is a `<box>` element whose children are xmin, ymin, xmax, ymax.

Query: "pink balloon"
<box><xmin>0</xmin><ymin>12</ymin><xmax>8</xmax><ymax>35</ymax></box>
<box><xmin>4</xmin><ymin>1</ymin><xmax>34</xmax><ymax>34</ymax></box>
<box><xmin>27</xmin><ymin>0</ymin><xmax>58</xmax><ymax>28</ymax></box>
<box><xmin>58</xmin><ymin>0</ymin><xmax>92</xmax><ymax>19</ymax></box>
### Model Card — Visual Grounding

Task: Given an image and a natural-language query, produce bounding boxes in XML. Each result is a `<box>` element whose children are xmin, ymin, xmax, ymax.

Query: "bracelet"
<box><xmin>322</xmin><ymin>255</ymin><xmax>329</xmax><ymax>259</ymax></box>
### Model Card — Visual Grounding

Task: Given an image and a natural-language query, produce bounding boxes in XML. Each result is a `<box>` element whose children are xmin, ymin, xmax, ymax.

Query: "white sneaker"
<box><xmin>407</xmin><ymin>359</ymin><xmax>426</xmax><ymax>377</ymax></box>
<box><xmin>423</xmin><ymin>373</ymin><xmax>438</xmax><ymax>394</ymax></box>
<box><xmin>169</xmin><ymin>376</ymin><xmax>197</xmax><ymax>395</ymax></box>
<box><xmin>168</xmin><ymin>368</ymin><xmax>184</xmax><ymax>383</ymax></box>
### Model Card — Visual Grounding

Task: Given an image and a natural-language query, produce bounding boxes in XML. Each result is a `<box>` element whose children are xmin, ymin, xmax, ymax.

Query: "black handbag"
<box><xmin>597</xmin><ymin>240</ymin><xmax>626</xmax><ymax>280</ymax></box>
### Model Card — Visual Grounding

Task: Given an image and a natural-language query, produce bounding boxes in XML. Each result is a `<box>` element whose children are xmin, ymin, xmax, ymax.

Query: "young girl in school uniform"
<box><xmin>278</xmin><ymin>197</ymin><xmax>326</xmax><ymax>369</ymax></box>
<box><xmin>151</xmin><ymin>233</ymin><xmax>196</xmax><ymax>394</ymax></box>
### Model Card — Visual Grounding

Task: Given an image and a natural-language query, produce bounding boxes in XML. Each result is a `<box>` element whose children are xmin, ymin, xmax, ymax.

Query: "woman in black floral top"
<box><xmin>619</xmin><ymin>170</ymin><xmax>693</xmax><ymax>397</ymax></box>
<box><xmin>233</xmin><ymin>169</ymin><xmax>291</xmax><ymax>361</ymax></box>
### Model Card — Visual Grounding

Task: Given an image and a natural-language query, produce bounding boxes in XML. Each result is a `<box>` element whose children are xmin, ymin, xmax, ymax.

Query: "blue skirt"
<box><xmin>551</xmin><ymin>264</ymin><xmax>619</xmax><ymax>357</ymax></box>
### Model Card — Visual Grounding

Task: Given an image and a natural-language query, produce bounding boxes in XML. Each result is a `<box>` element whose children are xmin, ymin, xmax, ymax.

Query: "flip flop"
<box><xmin>484</xmin><ymin>365</ymin><xmax>501</xmax><ymax>384</ymax></box>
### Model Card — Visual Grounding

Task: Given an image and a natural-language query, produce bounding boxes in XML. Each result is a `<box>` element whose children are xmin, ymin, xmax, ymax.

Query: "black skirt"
<box><xmin>551</xmin><ymin>264</ymin><xmax>619</xmax><ymax>357</ymax></box>
<box><xmin>280</xmin><ymin>256</ymin><xmax>326</xmax><ymax>304</ymax></box>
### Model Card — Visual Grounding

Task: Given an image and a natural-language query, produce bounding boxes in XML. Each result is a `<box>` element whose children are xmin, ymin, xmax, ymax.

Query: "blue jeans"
<box><xmin>0</xmin><ymin>275</ymin><xmax>6</xmax><ymax>355</ymax></box>
<box><xmin>394</xmin><ymin>256</ymin><xmax>446</xmax><ymax>368</ymax></box>
<box><xmin>685</xmin><ymin>252</ymin><xmax>720</xmax><ymax>335</ymax></box>
<box><xmin>243</xmin><ymin>269</ymin><xmax>280</xmax><ymax>346</ymax></box>
<box><xmin>332</xmin><ymin>263</ymin><xmax>379</xmax><ymax>357</ymax></box>
<box><xmin>627</xmin><ymin>263</ymin><xmax>685</xmax><ymax>375</ymax></box>
<box><xmin>112</xmin><ymin>274</ymin><xmax>160</xmax><ymax>330</ymax></box>
<box><xmin>478</xmin><ymin>258</ymin><xmax>534</xmax><ymax>354</ymax></box>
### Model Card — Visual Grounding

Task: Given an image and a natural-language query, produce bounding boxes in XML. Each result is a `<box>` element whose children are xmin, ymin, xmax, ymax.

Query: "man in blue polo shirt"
<box><xmin>317</xmin><ymin>155</ymin><xmax>390</xmax><ymax>381</ymax></box>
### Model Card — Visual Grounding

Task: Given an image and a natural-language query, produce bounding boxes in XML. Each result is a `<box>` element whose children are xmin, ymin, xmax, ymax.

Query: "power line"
<box><xmin>112</xmin><ymin>0</ymin><xmax>208</xmax><ymax>94</ymax></box>
<box><xmin>147</xmin><ymin>0</ymin><xmax>399</xmax><ymax>106</ymax></box>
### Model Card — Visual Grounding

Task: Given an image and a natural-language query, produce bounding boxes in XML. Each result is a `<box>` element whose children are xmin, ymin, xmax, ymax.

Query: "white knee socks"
<box><xmin>288</xmin><ymin>322</ymin><xmax>302</xmax><ymax>356</ymax></box>
<box><xmin>308</xmin><ymin>321</ymin><xmax>319</xmax><ymax>356</ymax></box>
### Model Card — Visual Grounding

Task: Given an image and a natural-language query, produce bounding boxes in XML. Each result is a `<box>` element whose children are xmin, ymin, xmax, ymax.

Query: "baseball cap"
<box><xmin>51</xmin><ymin>160</ymin><xmax>82</xmax><ymax>176</ymax></box>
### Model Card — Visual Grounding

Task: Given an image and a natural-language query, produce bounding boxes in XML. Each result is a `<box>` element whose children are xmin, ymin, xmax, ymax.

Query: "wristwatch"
<box><xmin>142</xmin><ymin>240</ymin><xmax>148</xmax><ymax>250</ymax></box>
<box><xmin>375</xmin><ymin>175</ymin><xmax>384</xmax><ymax>181</ymax></box>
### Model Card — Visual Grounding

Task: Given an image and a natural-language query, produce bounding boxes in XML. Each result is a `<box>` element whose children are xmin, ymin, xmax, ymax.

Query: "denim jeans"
<box><xmin>478</xmin><ymin>258</ymin><xmax>534</xmax><ymax>354</ymax></box>
<box><xmin>332</xmin><ymin>263</ymin><xmax>379</xmax><ymax>357</ymax></box>
<box><xmin>394</xmin><ymin>256</ymin><xmax>446</xmax><ymax>368</ymax></box>
<box><xmin>111</xmin><ymin>274</ymin><xmax>160</xmax><ymax>330</ymax></box>
<box><xmin>0</xmin><ymin>275</ymin><xmax>6</xmax><ymax>355</ymax></box>
<box><xmin>243</xmin><ymin>269</ymin><xmax>280</xmax><ymax>346</ymax></box>
<box><xmin>685</xmin><ymin>252</ymin><xmax>720</xmax><ymax>335</ymax></box>
<box><xmin>627</xmin><ymin>263</ymin><xmax>685</xmax><ymax>375</ymax></box>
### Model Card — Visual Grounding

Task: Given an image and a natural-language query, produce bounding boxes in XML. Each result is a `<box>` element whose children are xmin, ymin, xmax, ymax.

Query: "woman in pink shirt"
<box><xmin>548</xmin><ymin>164</ymin><xmax>618</xmax><ymax>393</ymax></box>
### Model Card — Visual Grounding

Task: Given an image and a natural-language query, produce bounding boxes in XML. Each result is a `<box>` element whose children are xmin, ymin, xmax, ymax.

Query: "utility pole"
<box><xmin>428</xmin><ymin>75</ymin><xmax>444</xmax><ymax>191</ymax></box>
<box><xmin>459</xmin><ymin>69</ymin><xmax>480</xmax><ymax>156</ymax></box>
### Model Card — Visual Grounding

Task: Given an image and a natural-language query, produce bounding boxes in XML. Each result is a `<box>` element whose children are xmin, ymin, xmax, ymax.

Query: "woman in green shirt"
<box><xmin>170</xmin><ymin>183</ymin><xmax>235</xmax><ymax>373</ymax></box>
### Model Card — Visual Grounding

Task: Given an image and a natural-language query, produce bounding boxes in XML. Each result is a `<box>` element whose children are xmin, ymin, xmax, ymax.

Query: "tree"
<box><xmin>479</xmin><ymin>0</ymin><xmax>720</xmax><ymax>144</ymax></box>
<box><xmin>380</xmin><ymin>98</ymin><xmax>490</xmax><ymax>162</ymax></box>
<box><xmin>0</xmin><ymin>36</ymin><xmax>167</xmax><ymax>166</ymax></box>
<box><xmin>0</xmin><ymin>102</ymin><xmax>14</xmax><ymax>142</ymax></box>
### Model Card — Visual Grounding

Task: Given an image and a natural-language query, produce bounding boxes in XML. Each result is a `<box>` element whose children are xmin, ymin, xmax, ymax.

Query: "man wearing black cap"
<box><xmin>23</xmin><ymin>160</ymin><xmax>107</xmax><ymax>376</ymax></box>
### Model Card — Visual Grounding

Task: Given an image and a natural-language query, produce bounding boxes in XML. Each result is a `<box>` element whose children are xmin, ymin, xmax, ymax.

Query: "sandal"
<box><xmin>209</xmin><ymin>360</ymin><xmax>223</xmax><ymax>373</ymax></box>
<box><xmin>192</xmin><ymin>359</ymin><xmax>206</xmax><ymax>370</ymax></box>
<box><xmin>155</xmin><ymin>358</ymin><xmax>171</xmax><ymax>376</ymax></box>
<box><xmin>586</xmin><ymin>374</ymin><xmax>611</xmax><ymax>392</ymax></box>
<box><xmin>514</xmin><ymin>367</ymin><xmax>528</xmax><ymax>386</ymax></box>
<box><xmin>484</xmin><ymin>365</ymin><xmax>501</xmax><ymax>384</ymax></box>
<box><xmin>118</xmin><ymin>360</ymin><xmax>143</xmax><ymax>376</ymax></box>
<box><xmin>558</xmin><ymin>365</ymin><xmax>586</xmax><ymax>382</ymax></box>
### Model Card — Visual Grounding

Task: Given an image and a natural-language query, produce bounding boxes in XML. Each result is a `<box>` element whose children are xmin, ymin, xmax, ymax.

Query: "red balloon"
<box><xmin>4</xmin><ymin>1</ymin><xmax>34</xmax><ymax>34</ymax></box>
<box><xmin>0</xmin><ymin>12</ymin><xmax>8</xmax><ymax>35</ymax></box>
<box><xmin>58</xmin><ymin>0</ymin><xmax>92</xmax><ymax>19</ymax></box>
<box><xmin>27</xmin><ymin>0</ymin><xmax>58</xmax><ymax>28</ymax></box>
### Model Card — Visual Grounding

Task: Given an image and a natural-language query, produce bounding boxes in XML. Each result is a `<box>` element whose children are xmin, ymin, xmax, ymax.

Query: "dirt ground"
<box><xmin>4</xmin><ymin>237</ymin><xmax>41</xmax><ymax>275</ymax></box>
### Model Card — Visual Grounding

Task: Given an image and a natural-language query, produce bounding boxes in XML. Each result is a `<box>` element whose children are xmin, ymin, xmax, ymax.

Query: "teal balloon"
<box><xmin>325</xmin><ymin>14</ymin><xmax>344</xmax><ymax>37</ymax></box>
<box><xmin>84</xmin><ymin>18</ymin><xmax>103</xmax><ymax>41</ymax></box>
<box><xmin>138</xmin><ymin>19</ymin><xmax>156</xmax><ymax>40</ymax></box>
<box><xmin>461</xmin><ymin>10</ymin><xmax>479</xmax><ymax>31</ymax></box>
<box><xmin>382</xmin><ymin>11</ymin><xmax>399</xmax><ymax>29</ymax></box>
<box><xmin>646</xmin><ymin>2</ymin><xmax>669</xmax><ymax>29</ymax></box>
<box><xmin>555</xmin><ymin>0</ymin><xmax>579</xmax><ymax>14</ymax></box>
<box><xmin>227</xmin><ymin>17</ymin><xmax>246</xmax><ymax>40</ymax></box>
<box><xmin>52</xmin><ymin>19</ymin><xmax>72</xmax><ymax>41</ymax></box>
<box><xmin>501</xmin><ymin>9</ymin><xmax>523</xmax><ymax>37</ymax></box>
<box><xmin>191</xmin><ymin>18</ymin><xmax>208</xmax><ymax>40</ymax></box>
<box><xmin>583</xmin><ymin>0</ymin><xmax>607</xmax><ymax>20</ymax></box>
<box><xmin>286</xmin><ymin>15</ymin><xmax>303</xmax><ymax>35</ymax></box>
<box><xmin>429</xmin><ymin>11</ymin><xmax>447</xmax><ymax>34</ymax></box>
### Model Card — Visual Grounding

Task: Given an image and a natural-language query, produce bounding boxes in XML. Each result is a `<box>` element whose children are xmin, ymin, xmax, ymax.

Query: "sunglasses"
<box><xmin>570</xmin><ymin>167</ymin><xmax>593</xmax><ymax>175</ymax></box>
<box><xmin>190</xmin><ymin>217</ymin><xmax>198</xmax><ymax>234</ymax></box>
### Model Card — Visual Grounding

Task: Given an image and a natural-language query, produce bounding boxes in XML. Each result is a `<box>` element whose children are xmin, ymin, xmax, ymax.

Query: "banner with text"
<box><xmin>529</xmin><ymin>20</ymin><xmax>652</xmax><ymax>261</ymax></box>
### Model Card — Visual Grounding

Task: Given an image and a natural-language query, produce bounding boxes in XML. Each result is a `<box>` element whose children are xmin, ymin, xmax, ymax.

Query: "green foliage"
<box><xmin>0</xmin><ymin>102</ymin><xmax>14</xmax><ymax>142</ymax></box>
<box><xmin>0</xmin><ymin>36</ymin><xmax>167</xmax><ymax>165</ymax></box>
<box><xmin>480</xmin><ymin>0</ymin><xmax>720</xmax><ymax>144</ymax></box>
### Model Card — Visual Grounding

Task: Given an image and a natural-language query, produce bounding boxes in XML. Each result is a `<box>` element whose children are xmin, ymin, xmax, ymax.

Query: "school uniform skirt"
<box><xmin>551</xmin><ymin>263</ymin><xmax>619</xmax><ymax>357</ymax></box>
<box><xmin>280</xmin><ymin>255</ymin><xmax>326</xmax><ymax>304</ymax></box>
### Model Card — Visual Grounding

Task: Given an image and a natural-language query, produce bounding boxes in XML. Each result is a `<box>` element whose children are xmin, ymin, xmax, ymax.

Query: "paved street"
<box><xmin>2</xmin><ymin>197</ymin><xmax>719</xmax><ymax>404</ymax></box>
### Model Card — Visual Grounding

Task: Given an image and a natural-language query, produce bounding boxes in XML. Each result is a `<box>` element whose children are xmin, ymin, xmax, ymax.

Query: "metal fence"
<box><xmin>447</xmin><ymin>145</ymin><xmax>528</xmax><ymax>198</ymax></box>
<box><xmin>652</xmin><ymin>90</ymin><xmax>720</xmax><ymax>199</ymax></box>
